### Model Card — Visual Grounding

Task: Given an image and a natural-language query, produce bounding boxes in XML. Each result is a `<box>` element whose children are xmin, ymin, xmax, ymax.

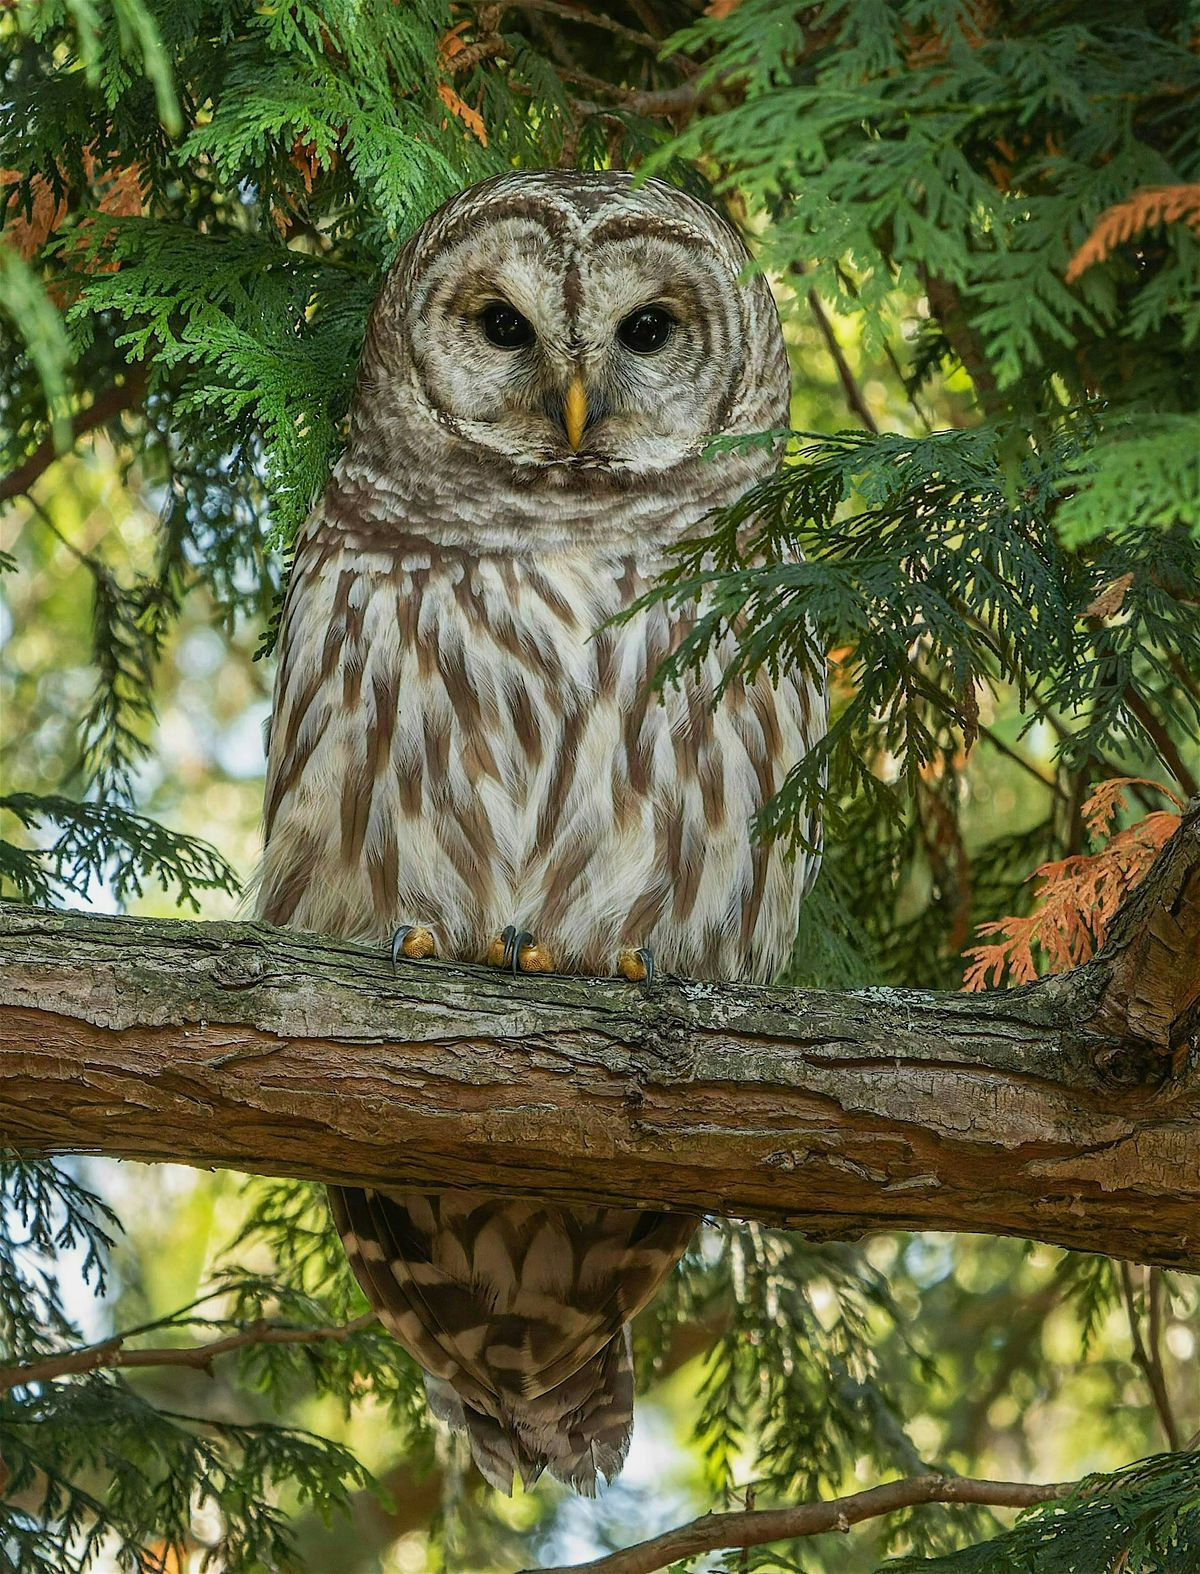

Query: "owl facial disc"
<box><xmin>355</xmin><ymin>170</ymin><xmax>787</xmax><ymax>484</ymax></box>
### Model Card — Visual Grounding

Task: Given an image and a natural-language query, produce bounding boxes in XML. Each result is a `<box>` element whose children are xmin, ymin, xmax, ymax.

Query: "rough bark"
<box><xmin>0</xmin><ymin>799</ymin><xmax>1196</xmax><ymax>1270</ymax></box>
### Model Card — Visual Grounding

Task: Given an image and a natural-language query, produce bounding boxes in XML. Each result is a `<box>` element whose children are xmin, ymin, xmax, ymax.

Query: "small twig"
<box><xmin>569</xmin><ymin>78</ymin><xmax>721</xmax><ymax>120</ymax></box>
<box><xmin>446</xmin><ymin>34</ymin><xmax>509</xmax><ymax>75</ymax></box>
<box><xmin>1146</xmin><ymin>1269</ymin><xmax>1182</xmax><ymax>1451</ymax></box>
<box><xmin>1120</xmin><ymin>1262</ymin><xmax>1181</xmax><ymax>1450</ymax></box>
<box><xmin>0</xmin><ymin>1312</ymin><xmax>377</xmax><ymax>1396</ymax></box>
<box><xmin>1124</xmin><ymin>689</ymin><xmax>1199</xmax><ymax>801</ymax></box>
<box><xmin>489</xmin><ymin>0</ymin><xmax>660</xmax><ymax>49</ymax></box>
<box><xmin>920</xmin><ymin>271</ymin><xmax>1003</xmax><ymax>416</ymax></box>
<box><xmin>800</xmin><ymin>278</ymin><xmax>880</xmax><ymax>433</ymax></box>
<box><xmin>527</xmin><ymin>1473</ymin><xmax>1070</xmax><ymax>1574</ymax></box>
<box><xmin>624</xmin><ymin>0</ymin><xmax>666</xmax><ymax>39</ymax></box>
<box><xmin>978</xmin><ymin>722</ymin><xmax>1067</xmax><ymax>799</ymax></box>
<box><xmin>832</xmin><ymin>262</ymin><xmax>936</xmax><ymax>432</ymax></box>
<box><xmin>22</xmin><ymin>492</ymin><xmax>95</xmax><ymax>566</ymax></box>
<box><xmin>0</xmin><ymin>370</ymin><xmax>146</xmax><ymax>504</ymax></box>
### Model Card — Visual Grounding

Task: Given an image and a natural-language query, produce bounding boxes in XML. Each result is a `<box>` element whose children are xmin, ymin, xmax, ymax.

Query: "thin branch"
<box><xmin>491</xmin><ymin>0</ymin><xmax>660</xmax><ymax>50</ymax></box>
<box><xmin>831</xmin><ymin>261</ymin><xmax>936</xmax><ymax>431</ymax></box>
<box><xmin>1119</xmin><ymin>1262</ymin><xmax>1181</xmax><ymax>1450</ymax></box>
<box><xmin>528</xmin><ymin>1473</ymin><xmax>1070</xmax><ymax>1574</ymax></box>
<box><xmin>569</xmin><ymin>77</ymin><xmax>720</xmax><ymax>120</ymax></box>
<box><xmin>1147</xmin><ymin>1269</ymin><xmax>1182</xmax><ymax>1451</ymax></box>
<box><xmin>623</xmin><ymin>0</ymin><xmax>667</xmax><ymax>40</ymax></box>
<box><xmin>0</xmin><ymin>370</ymin><xmax>146</xmax><ymax>504</ymax></box>
<box><xmin>978</xmin><ymin>721</ymin><xmax>1067</xmax><ymax>799</ymax></box>
<box><xmin>920</xmin><ymin>271</ymin><xmax>1003</xmax><ymax>416</ymax></box>
<box><xmin>0</xmin><ymin>1313</ymin><xmax>377</xmax><ymax>1396</ymax></box>
<box><xmin>446</xmin><ymin>34</ymin><xmax>509</xmax><ymax>74</ymax></box>
<box><xmin>1124</xmin><ymin>688</ymin><xmax>1199</xmax><ymax>801</ymax></box>
<box><xmin>802</xmin><ymin>281</ymin><xmax>880</xmax><ymax>433</ymax></box>
<box><xmin>23</xmin><ymin>492</ymin><xmax>93</xmax><ymax>565</ymax></box>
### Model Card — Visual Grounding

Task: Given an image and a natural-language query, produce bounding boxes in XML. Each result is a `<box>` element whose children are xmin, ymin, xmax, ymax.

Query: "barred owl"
<box><xmin>258</xmin><ymin>171</ymin><xmax>825</xmax><ymax>1494</ymax></box>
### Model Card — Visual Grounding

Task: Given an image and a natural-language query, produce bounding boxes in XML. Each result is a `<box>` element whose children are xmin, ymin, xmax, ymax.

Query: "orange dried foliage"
<box><xmin>705</xmin><ymin>0</ymin><xmax>743</xmax><ymax>16</ymax></box>
<box><xmin>2</xmin><ymin>152</ymin><xmax>144</xmax><ymax>275</ymax></box>
<box><xmin>93</xmin><ymin>158</ymin><xmax>145</xmax><ymax>219</ymax></box>
<box><xmin>1086</xmin><ymin>570</ymin><xmax>1135</xmax><ymax>620</ymax></box>
<box><xmin>1</xmin><ymin>169</ymin><xmax>69</xmax><ymax>259</ymax></box>
<box><xmin>439</xmin><ymin>19</ymin><xmax>472</xmax><ymax>63</ymax></box>
<box><xmin>1066</xmin><ymin>183</ymin><xmax>1200</xmax><ymax>284</ymax></box>
<box><xmin>903</xmin><ymin>0</ymin><xmax>997</xmax><ymax>67</ymax></box>
<box><xmin>289</xmin><ymin>137</ymin><xmax>322</xmax><ymax>195</ymax></box>
<box><xmin>437</xmin><ymin>81</ymin><xmax>488</xmax><ymax>146</ymax></box>
<box><xmin>69</xmin><ymin>154</ymin><xmax>146</xmax><ymax>279</ymax></box>
<box><xmin>962</xmin><ymin>777</ymin><xmax>1183</xmax><ymax>990</ymax></box>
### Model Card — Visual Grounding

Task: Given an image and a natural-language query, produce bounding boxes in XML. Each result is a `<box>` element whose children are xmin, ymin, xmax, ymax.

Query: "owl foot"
<box><xmin>391</xmin><ymin>925</ymin><xmax>436</xmax><ymax>965</ymax></box>
<box><xmin>487</xmin><ymin>925</ymin><xmax>555</xmax><ymax>974</ymax></box>
<box><xmin>616</xmin><ymin>946</ymin><xmax>655</xmax><ymax>985</ymax></box>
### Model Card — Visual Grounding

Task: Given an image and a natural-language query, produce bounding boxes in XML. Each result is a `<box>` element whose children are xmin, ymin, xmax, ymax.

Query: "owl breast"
<box><xmin>258</xmin><ymin>518</ymin><xmax>823</xmax><ymax>983</ymax></box>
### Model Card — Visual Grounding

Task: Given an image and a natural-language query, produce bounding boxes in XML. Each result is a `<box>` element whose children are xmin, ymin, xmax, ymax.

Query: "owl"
<box><xmin>257</xmin><ymin>170</ymin><xmax>825</xmax><ymax>1495</ymax></box>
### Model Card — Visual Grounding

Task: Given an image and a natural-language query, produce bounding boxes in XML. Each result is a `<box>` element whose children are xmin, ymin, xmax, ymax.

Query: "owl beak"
<box><xmin>563</xmin><ymin>373</ymin><xmax>588</xmax><ymax>450</ymax></box>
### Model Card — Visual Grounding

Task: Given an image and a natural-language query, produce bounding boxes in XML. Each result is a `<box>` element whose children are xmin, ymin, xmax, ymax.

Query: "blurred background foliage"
<box><xmin>1</xmin><ymin>0</ymin><xmax>1198</xmax><ymax>1569</ymax></box>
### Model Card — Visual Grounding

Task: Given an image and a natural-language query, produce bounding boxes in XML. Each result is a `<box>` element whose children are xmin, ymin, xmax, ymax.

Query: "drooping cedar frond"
<box><xmin>962</xmin><ymin>779</ymin><xmax>1184</xmax><ymax>990</ymax></box>
<box><xmin>1066</xmin><ymin>184</ymin><xmax>1200</xmax><ymax>283</ymax></box>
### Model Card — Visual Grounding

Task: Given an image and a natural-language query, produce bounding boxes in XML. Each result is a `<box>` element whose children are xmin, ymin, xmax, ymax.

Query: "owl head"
<box><xmin>348</xmin><ymin>172</ymin><xmax>789</xmax><ymax>501</ymax></box>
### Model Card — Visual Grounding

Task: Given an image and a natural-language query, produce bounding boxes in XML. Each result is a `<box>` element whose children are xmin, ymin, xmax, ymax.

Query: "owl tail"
<box><xmin>424</xmin><ymin>1326</ymin><xmax>635</xmax><ymax>1496</ymax></box>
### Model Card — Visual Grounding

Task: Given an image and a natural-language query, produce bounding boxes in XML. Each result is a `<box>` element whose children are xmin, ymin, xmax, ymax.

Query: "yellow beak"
<box><xmin>564</xmin><ymin>373</ymin><xmax>587</xmax><ymax>450</ymax></box>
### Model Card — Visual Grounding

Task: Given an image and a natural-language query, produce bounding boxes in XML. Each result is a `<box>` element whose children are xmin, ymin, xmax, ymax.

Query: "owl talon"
<box><xmin>617</xmin><ymin>946</ymin><xmax>654</xmax><ymax>985</ymax></box>
<box><xmin>391</xmin><ymin>925</ymin><xmax>436</xmax><ymax>966</ymax></box>
<box><xmin>509</xmin><ymin>929</ymin><xmax>534</xmax><ymax>973</ymax></box>
<box><xmin>486</xmin><ymin>925</ymin><xmax>555</xmax><ymax>974</ymax></box>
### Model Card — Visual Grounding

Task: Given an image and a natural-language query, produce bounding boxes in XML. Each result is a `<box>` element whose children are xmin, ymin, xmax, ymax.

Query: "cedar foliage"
<box><xmin>1</xmin><ymin>1</ymin><xmax>1199</xmax><ymax>1569</ymax></box>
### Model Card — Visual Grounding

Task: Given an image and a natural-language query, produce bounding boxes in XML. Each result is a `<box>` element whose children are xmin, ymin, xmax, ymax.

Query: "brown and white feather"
<box><xmin>257</xmin><ymin>171</ymin><xmax>825</xmax><ymax>1493</ymax></box>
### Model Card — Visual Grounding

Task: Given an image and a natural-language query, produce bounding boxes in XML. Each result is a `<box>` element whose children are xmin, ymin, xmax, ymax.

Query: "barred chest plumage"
<box><xmin>255</xmin><ymin>168</ymin><xmax>827</xmax><ymax>1496</ymax></box>
<box><xmin>258</xmin><ymin>517</ymin><xmax>821</xmax><ymax>984</ymax></box>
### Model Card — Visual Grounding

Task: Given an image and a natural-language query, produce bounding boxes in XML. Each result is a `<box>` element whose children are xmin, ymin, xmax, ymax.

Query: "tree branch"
<box><xmin>0</xmin><ymin>370</ymin><xmax>146</xmax><ymax>504</ymax></box>
<box><xmin>788</xmin><ymin>266</ymin><xmax>880</xmax><ymax>433</ymax></box>
<box><xmin>0</xmin><ymin>799</ymin><xmax>1197</xmax><ymax>1270</ymax></box>
<box><xmin>1125</xmin><ymin>688</ymin><xmax>1200</xmax><ymax>801</ymax></box>
<box><xmin>1119</xmin><ymin>1263</ymin><xmax>1181</xmax><ymax>1451</ymax></box>
<box><xmin>489</xmin><ymin>0</ymin><xmax>660</xmax><ymax>51</ymax></box>
<box><xmin>0</xmin><ymin>1313</ymin><xmax>377</xmax><ymax>1396</ymax></box>
<box><xmin>527</xmin><ymin>1473</ymin><xmax>1070</xmax><ymax>1574</ymax></box>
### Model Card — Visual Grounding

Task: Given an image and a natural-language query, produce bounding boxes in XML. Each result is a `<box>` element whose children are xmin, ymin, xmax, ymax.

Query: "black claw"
<box><xmin>511</xmin><ymin>930</ymin><xmax>534</xmax><ymax>975</ymax></box>
<box><xmin>500</xmin><ymin>924</ymin><xmax>518</xmax><ymax>969</ymax></box>
<box><xmin>390</xmin><ymin>926</ymin><xmax>414</xmax><ymax>971</ymax></box>
<box><xmin>637</xmin><ymin>946</ymin><xmax>655</xmax><ymax>986</ymax></box>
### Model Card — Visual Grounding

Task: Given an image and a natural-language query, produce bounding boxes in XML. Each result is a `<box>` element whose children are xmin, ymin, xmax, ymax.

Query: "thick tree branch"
<box><xmin>0</xmin><ymin>800</ymin><xmax>1196</xmax><ymax>1269</ymax></box>
<box><xmin>528</xmin><ymin>1473</ymin><xmax>1070</xmax><ymax>1574</ymax></box>
<box><xmin>0</xmin><ymin>1313</ymin><xmax>376</xmax><ymax>1396</ymax></box>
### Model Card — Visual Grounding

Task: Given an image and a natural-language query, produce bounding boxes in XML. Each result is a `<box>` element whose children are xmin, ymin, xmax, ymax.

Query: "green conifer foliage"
<box><xmin>2</xmin><ymin>1</ymin><xmax>1198</xmax><ymax>1568</ymax></box>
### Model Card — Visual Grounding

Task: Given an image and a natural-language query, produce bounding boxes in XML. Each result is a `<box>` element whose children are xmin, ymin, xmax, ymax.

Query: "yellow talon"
<box><xmin>488</xmin><ymin>926</ymin><xmax>555</xmax><ymax>974</ymax></box>
<box><xmin>617</xmin><ymin>948</ymin><xmax>652</xmax><ymax>983</ymax></box>
<box><xmin>392</xmin><ymin>925</ymin><xmax>436</xmax><ymax>963</ymax></box>
<box><xmin>515</xmin><ymin>942</ymin><xmax>555</xmax><ymax>973</ymax></box>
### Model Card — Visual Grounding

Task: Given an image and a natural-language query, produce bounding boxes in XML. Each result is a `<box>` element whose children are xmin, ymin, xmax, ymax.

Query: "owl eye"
<box><xmin>617</xmin><ymin>305</ymin><xmax>675</xmax><ymax>355</ymax></box>
<box><xmin>481</xmin><ymin>301</ymin><xmax>535</xmax><ymax>349</ymax></box>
